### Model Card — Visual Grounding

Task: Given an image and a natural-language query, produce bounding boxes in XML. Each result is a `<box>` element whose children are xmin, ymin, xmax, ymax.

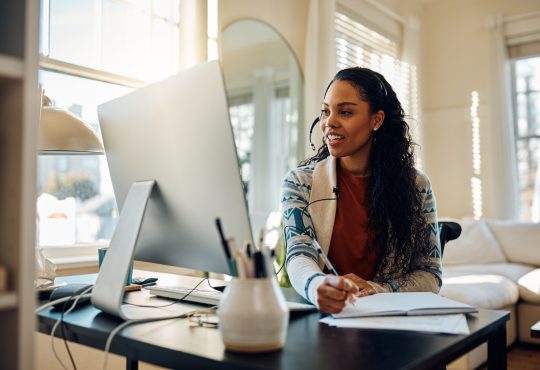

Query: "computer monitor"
<box><xmin>91</xmin><ymin>61</ymin><xmax>254</xmax><ymax>319</ymax></box>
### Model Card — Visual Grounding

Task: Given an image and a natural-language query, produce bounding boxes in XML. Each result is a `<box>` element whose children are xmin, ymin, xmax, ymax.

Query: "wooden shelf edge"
<box><xmin>0</xmin><ymin>292</ymin><xmax>18</xmax><ymax>310</ymax></box>
<box><xmin>0</xmin><ymin>54</ymin><xmax>24</xmax><ymax>79</ymax></box>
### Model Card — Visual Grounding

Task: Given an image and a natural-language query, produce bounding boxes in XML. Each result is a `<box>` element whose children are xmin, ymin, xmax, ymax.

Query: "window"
<box><xmin>228</xmin><ymin>87</ymin><xmax>296</xmax><ymax>197</ymax></box>
<box><xmin>43</xmin><ymin>0</ymin><xmax>179</xmax><ymax>81</ymax></box>
<box><xmin>228</xmin><ymin>94</ymin><xmax>255</xmax><ymax>192</ymax></box>
<box><xmin>511</xmin><ymin>56</ymin><xmax>540</xmax><ymax>221</ymax></box>
<box><xmin>38</xmin><ymin>0</ymin><xmax>180</xmax><ymax>248</ymax></box>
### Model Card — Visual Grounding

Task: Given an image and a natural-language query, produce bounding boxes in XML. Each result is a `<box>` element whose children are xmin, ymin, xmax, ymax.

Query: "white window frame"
<box><xmin>505</xmin><ymin>11</ymin><xmax>540</xmax><ymax>221</ymax></box>
<box><xmin>38</xmin><ymin>0</ymin><xmax>182</xmax><ymax>268</ymax></box>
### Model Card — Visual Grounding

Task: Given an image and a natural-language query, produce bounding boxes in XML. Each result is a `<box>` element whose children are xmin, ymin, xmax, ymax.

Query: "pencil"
<box><xmin>313</xmin><ymin>239</ymin><xmax>338</xmax><ymax>275</ymax></box>
<box><xmin>215</xmin><ymin>218</ymin><xmax>237</xmax><ymax>276</ymax></box>
<box><xmin>215</xmin><ymin>218</ymin><xmax>231</xmax><ymax>260</ymax></box>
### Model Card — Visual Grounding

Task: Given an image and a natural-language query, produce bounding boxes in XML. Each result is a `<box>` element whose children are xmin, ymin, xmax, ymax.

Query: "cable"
<box><xmin>60</xmin><ymin>300</ymin><xmax>77</xmax><ymax>370</ymax></box>
<box><xmin>102</xmin><ymin>278</ymin><xmax>209</xmax><ymax>370</ymax></box>
<box><xmin>35</xmin><ymin>295</ymin><xmax>82</xmax><ymax>313</ymax></box>
<box><xmin>275</xmin><ymin>195</ymin><xmax>337</xmax><ymax>278</ymax></box>
<box><xmin>277</xmin><ymin>191</ymin><xmax>339</xmax><ymax>275</ymax></box>
<box><xmin>49</xmin><ymin>286</ymin><xmax>93</xmax><ymax>370</ymax></box>
<box><xmin>102</xmin><ymin>314</ymin><xmax>187</xmax><ymax>370</ymax></box>
<box><xmin>122</xmin><ymin>300</ymin><xmax>179</xmax><ymax>308</ymax></box>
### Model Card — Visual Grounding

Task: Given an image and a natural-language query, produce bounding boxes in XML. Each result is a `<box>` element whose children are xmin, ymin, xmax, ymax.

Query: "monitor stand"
<box><xmin>91</xmin><ymin>180</ymin><xmax>155</xmax><ymax>320</ymax></box>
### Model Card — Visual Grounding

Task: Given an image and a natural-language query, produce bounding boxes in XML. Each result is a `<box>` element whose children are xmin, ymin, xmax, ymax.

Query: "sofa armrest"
<box><xmin>518</xmin><ymin>269</ymin><xmax>540</xmax><ymax>303</ymax></box>
<box><xmin>487</xmin><ymin>220</ymin><xmax>540</xmax><ymax>265</ymax></box>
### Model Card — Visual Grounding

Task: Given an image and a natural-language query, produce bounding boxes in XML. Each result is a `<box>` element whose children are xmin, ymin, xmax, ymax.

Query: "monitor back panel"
<box><xmin>98</xmin><ymin>61</ymin><xmax>253</xmax><ymax>275</ymax></box>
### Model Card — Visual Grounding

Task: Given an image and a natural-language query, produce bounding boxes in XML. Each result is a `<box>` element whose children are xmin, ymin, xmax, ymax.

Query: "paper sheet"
<box><xmin>333</xmin><ymin>292</ymin><xmax>476</xmax><ymax>318</ymax></box>
<box><xmin>320</xmin><ymin>314</ymin><xmax>470</xmax><ymax>335</ymax></box>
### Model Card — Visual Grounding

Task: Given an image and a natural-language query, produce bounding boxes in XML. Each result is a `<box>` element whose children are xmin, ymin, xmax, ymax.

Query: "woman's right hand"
<box><xmin>316</xmin><ymin>275</ymin><xmax>359</xmax><ymax>314</ymax></box>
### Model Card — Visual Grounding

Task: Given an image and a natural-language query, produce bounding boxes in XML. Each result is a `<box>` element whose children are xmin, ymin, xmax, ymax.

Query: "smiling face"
<box><xmin>321</xmin><ymin>80</ymin><xmax>384</xmax><ymax>174</ymax></box>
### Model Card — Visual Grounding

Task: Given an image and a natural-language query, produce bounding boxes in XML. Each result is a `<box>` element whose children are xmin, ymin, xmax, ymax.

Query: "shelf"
<box><xmin>0</xmin><ymin>54</ymin><xmax>24</xmax><ymax>79</ymax></box>
<box><xmin>0</xmin><ymin>292</ymin><xmax>18</xmax><ymax>310</ymax></box>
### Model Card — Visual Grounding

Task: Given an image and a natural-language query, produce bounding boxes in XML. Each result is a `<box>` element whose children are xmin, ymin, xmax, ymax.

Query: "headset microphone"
<box><xmin>332</xmin><ymin>186</ymin><xmax>340</xmax><ymax>198</ymax></box>
<box><xmin>308</xmin><ymin>116</ymin><xmax>321</xmax><ymax>151</ymax></box>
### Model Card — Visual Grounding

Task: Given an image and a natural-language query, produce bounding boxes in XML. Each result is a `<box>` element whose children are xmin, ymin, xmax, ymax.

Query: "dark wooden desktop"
<box><xmin>36</xmin><ymin>274</ymin><xmax>509</xmax><ymax>370</ymax></box>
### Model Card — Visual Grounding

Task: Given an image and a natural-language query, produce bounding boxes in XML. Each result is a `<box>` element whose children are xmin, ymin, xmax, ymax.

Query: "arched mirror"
<box><xmin>222</xmin><ymin>20</ymin><xmax>304</xmax><ymax>237</ymax></box>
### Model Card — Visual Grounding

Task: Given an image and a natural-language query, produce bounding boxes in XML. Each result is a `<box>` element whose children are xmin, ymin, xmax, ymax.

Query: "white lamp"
<box><xmin>39</xmin><ymin>95</ymin><xmax>104</xmax><ymax>155</ymax></box>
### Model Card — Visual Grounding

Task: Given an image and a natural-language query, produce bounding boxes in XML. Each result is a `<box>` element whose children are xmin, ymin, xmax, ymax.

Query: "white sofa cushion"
<box><xmin>443</xmin><ymin>263</ymin><xmax>535</xmax><ymax>283</ymax></box>
<box><xmin>488</xmin><ymin>220</ymin><xmax>540</xmax><ymax>265</ymax></box>
<box><xmin>441</xmin><ymin>218</ymin><xmax>507</xmax><ymax>265</ymax></box>
<box><xmin>441</xmin><ymin>273</ymin><xmax>519</xmax><ymax>309</ymax></box>
<box><xmin>518</xmin><ymin>268</ymin><xmax>540</xmax><ymax>303</ymax></box>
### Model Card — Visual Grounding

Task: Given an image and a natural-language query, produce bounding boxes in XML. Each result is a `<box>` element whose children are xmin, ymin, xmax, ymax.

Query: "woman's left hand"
<box><xmin>343</xmin><ymin>273</ymin><xmax>377</xmax><ymax>297</ymax></box>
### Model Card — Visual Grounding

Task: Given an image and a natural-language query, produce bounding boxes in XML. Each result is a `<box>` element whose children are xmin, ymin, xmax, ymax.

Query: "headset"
<box><xmin>308</xmin><ymin>69</ymin><xmax>389</xmax><ymax>152</ymax></box>
<box><xmin>308</xmin><ymin>114</ymin><xmax>322</xmax><ymax>151</ymax></box>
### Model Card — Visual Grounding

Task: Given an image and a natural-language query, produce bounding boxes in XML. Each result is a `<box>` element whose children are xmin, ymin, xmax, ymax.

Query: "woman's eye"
<box><xmin>340</xmin><ymin>111</ymin><xmax>352</xmax><ymax>116</ymax></box>
<box><xmin>320</xmin><ymin>109</ymin><xmax>330</xmax><ymax>117</ymax></box>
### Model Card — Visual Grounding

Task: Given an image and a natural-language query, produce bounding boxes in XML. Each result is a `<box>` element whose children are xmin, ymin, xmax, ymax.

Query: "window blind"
<box><xmin>505</xmin><ymin>12</ymin><xmax>540</xmax><ymax>59</ymax></box>
<box><xmin>335</xmin><ymin>10</ymin><xmax>418</xmax><ymax>124</ymax></box>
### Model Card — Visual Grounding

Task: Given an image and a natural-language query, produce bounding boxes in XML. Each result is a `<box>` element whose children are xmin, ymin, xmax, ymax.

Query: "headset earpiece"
<box><xmin>308</xmin><ymin>116</ymin><xmax>321</xmax><ymax>151</ymax></box>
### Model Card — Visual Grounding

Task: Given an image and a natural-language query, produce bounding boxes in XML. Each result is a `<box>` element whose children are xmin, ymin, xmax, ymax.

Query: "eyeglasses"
<box><xmin>187</xmin><ymin>308</ymin><xmax>219</xmax><ymax>328</ymax></box>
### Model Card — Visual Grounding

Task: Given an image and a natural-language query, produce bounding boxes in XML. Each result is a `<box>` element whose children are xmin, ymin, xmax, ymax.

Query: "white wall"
<box><xmin>219</xmin><ymin>0</ymin><xmax>309</xmax><ymax>71</ymax></box>
<box><xmin>417</xmin><ymin>0</ymin><xmax>540</xmax><ymax>219</ymax></box>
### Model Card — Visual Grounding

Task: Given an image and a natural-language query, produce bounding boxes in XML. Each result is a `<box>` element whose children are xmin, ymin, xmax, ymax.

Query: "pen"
<box><xmin>244</xmin><ymin>241</ymin><xmax>253</xmax><ymax>258</ymax></box>
<box><xmin>215</xmin><ymin>218</ymin><xmax>238</xmax><ymax>276</ymax></box>
<box><xmin>313</xmin><ymin>239</ymin><xmax>356</xmax><ymax>303</ymax></box>
<box><xmin>253</xmin><ymin>251</ymin><xmax>266</xmax><ymax>278</ymax></box>
<box><xmin>312</xmin><ymin>239</ymin><xmax>338</xmax><ymax>275</ymax></box>
<box><xmin>258</xmin><ymin>228</ymin><xmax>265</xmax><ymax>250</ymax></box>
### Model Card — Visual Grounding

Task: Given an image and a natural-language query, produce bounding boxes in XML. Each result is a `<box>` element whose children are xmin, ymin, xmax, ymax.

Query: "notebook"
<box><xmin>146</xmin><ymin>285</ymin><xmax>317</xmax><ymax>312</ymax></box>
<box><xmin>333</xmin><ymin>292</ymin><xmax>477</xmax><ymax>318</ymax></box>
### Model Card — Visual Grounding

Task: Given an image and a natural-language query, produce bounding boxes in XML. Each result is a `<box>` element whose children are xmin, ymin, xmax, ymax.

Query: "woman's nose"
<box><xmin>325</xmin><ymin>113</ymin><xmax>339</xmax><ymax>128</ymax></box>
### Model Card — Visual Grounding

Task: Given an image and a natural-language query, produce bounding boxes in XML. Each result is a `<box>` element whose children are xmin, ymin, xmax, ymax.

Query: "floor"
<box><xmin>478</xmin><ymin>343</ymin><xmax>540</xmax><ymax>370</ymax></box>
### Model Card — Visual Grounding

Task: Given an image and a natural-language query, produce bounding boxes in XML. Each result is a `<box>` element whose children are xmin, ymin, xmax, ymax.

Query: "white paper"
<box><xmin>320</xmin><ymin>314</ymin><xmax>470</xmax><ymax>335</ymax></box>
<box><xmin>334</xmin><ymin>292</ymin><xmax>476</xmax><ymax>318</ymax></box>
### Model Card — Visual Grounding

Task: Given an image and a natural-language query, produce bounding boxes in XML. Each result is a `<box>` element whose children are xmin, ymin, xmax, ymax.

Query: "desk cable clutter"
<box><xmin>35</xmin><ymin>285</ymin><xmax>93</xmax><ymax>370</ymax></box>
<box><xmin>36</xmin><ymin>277</ymin><xmax>219</xmax><ymax>370</ymax></box>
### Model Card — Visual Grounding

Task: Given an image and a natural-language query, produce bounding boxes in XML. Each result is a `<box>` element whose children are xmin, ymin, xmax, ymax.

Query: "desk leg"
<box><xmin>487</xmin><ymin>324</ymin><xmax>507</xmax><ymax>370</ymax></box>
<box><xmin>126</xmin><ymin>358</ymin><xmax>138</xmax><ymax>370</ymax></box>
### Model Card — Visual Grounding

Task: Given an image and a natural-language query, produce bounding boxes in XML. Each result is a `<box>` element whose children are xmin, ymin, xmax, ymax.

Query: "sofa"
<box><xmin>439</xmin><ymin>218</ymin><xmax>540</xmax><ymax>370</ymax></box>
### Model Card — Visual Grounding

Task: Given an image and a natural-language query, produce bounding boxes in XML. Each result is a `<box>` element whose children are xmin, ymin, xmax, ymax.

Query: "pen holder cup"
<box><xmin>218</xmin><ymin>277</ymin><xmax>289</xmax><ymax>353</ymax></box>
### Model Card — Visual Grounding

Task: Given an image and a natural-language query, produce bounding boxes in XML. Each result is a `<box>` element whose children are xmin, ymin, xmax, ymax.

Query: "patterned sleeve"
<box><xmin>281</xmin><ymin>167</ymin><xmax>326</xmax><ymax>303</ymax></box>
<box><xmin>369</xmin><ymin>171</ymin><xmax>443</xmax><ymax>293</ymax></box>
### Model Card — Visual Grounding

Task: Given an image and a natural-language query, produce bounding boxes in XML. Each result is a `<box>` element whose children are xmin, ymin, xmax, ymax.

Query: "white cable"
<box><xmin>102</xmin><ymin>313</ymin><xmax>191</xmax><ymax>370</ymax></box>
<box><xmin>35</xmin><ymin>296</ymin><xmax>72</xmax><ymax>314</ymax></box>
<box><xmin>49</xmin><ymin>287</ymin><xmax>93</xmax><ymax>370</ymax></box>
<box><xmin>103</xmin><ymin>278</ymin><xmax>210</xmax><ymax>370</ymax></box>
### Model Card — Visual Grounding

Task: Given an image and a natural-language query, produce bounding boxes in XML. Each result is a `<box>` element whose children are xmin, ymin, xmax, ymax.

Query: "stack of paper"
<box><xmin>320</xmin><ymin>314</ymin><xmax>470</xmax><ymax>335</ymax></box>
<box><xmin>334</xmin><ymin>292</ymin><xmax>476</xmax><ymax>318</ymax></box>
<box><xmin>319</xmin><ymin>292</ymin><xmax>476</xmax><ymax>335</ymax></box>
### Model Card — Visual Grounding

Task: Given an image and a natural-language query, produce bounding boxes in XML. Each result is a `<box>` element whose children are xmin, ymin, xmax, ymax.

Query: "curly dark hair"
<box><xmin>301</xmin><ymin>67</ymin><xmax>428</xmax><ymax>281</ymax></box>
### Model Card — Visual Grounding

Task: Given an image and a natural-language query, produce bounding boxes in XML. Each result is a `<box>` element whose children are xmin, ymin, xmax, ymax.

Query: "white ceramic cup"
<box><xmin>217</xmin><ymin>277</ymin><xmax>289</xmax><ymax>352</ymax></box>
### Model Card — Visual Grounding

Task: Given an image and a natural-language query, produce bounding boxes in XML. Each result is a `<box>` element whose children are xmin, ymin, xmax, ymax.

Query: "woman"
<box><xmin>281</xmin><ymin>67</ymin><xmax>441</xmax><ymax>314</ymax></box>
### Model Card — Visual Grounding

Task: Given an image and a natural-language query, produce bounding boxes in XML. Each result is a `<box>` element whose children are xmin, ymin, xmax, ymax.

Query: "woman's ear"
<box><xmin>372</xmin><ymin>110</ymin><xmax>385</xmax><ymax>131</ymax></box>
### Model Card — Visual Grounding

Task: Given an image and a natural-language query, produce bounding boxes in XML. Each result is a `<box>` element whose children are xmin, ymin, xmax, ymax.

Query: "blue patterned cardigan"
<box><xmin>281</xmin><ymin>156</ymin><xmax>442</xmax><ymax>305</ymax></box>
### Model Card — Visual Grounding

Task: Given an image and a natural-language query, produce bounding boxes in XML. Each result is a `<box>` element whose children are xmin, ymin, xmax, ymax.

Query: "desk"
<box><xmin>36</xmin><ymin>274</ymin><xmax>509</xmax><ymax>370</ymax></box>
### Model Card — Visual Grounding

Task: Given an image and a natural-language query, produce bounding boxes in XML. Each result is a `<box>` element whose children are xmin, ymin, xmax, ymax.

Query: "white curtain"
<box><xmin>303</xmin><ymin>0</ymin><xmax>336</xmax><ymax>157</ymax></box>
<box><xmin>486</xmin><ymin>15</ymin><xmax>519</xmax><ymax>219</ymax></box>
<box><xmin>533</xmin><ymin>155</ymin><xmax>540</xmax><ymax>222</ymax></box>
<box><xmin>249</xmin><ymin>67</ymin><xmax>275</xmax><ymax>235</ymax></box>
